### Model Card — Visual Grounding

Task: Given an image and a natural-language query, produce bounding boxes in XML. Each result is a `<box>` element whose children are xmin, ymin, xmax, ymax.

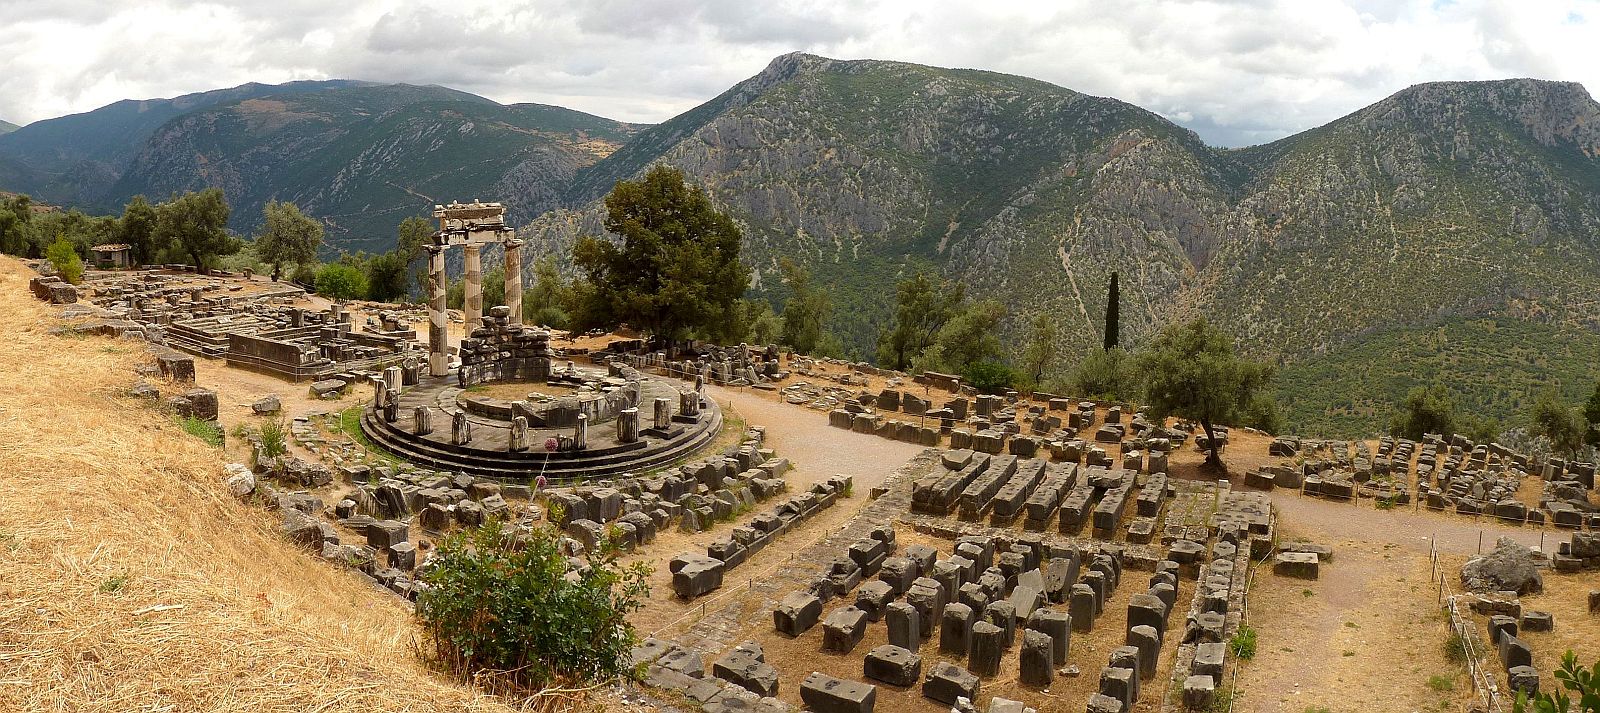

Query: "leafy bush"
<box><xmin>1230</xmin><ymin>623</ymin><xmax>1258</xmax><ymax>660</ymax></box>
<box><xmin>259</xmin><ymin>419</ymin><xmax>288</xmax><ymax>459</ymax></box>
<box><xmin>416</xmin><ymin>518</ymin><xmax>650</xmax><ymax>690</ymax></box>
<box><xmin>290</xmin><ymin>262</ymin><xmax>318</xmax><ymax>287</ymax></box>
<box><xmin>45</xmin><ymin>237</ymin><xmax>84</xmax><ymax>284</ymax></box>
<box><xmin>1068</xmin><ymin>346</ymin><xmax>1142</xmax><ymax>401</ymax></box>
<box><xmin>963</xmin><ymin>360</ymin><xmax>1020</xmax><ymax>395</ymax></box>
<box><xmin>314</xmin><ymin>264</ymin><xmax>369</xmax><ymax>301</ymax></box>
<box><xmin>1513</xmin><ymin>651</ymin><xmax>1600</xmax><ymax>712</ymax></box>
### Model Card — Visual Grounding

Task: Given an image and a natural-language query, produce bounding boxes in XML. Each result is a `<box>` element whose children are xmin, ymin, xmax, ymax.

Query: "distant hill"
<box><xmin>523</xmin><ymin>54</ymin><xmax>1600</xmax><ymax>436</ymax></box>
<box><xmin>0</xmin><ymin>119</ymin><xmax>17</xmax><ymax>135</ymax></box>
<box><xmin>0</xmin><ymin>82</ymin><xmax>642</xmax><ymax>253</ymax></box>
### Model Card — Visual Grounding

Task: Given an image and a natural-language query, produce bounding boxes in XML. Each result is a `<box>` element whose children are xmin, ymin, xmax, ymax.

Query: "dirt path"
<box><xmin>707</xmin><ymin>384</ymin><xmax>927</xmax><ymax>490</ymax></box>
<box><xmin>1232</xmin><ymin>535</ymin><xmax>1473</xmax><ymax>713</ymax></box>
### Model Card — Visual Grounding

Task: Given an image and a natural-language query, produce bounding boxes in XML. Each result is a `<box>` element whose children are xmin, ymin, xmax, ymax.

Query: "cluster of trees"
<box><xmin>0</xmin><ymin>189</ymin><xmax>244</xmax><ymax>277</ymax></box>
<box><xmin>1391</xmin><ymin>381</ymin><xmax>1600</xmax><ymax>456</ymax></box>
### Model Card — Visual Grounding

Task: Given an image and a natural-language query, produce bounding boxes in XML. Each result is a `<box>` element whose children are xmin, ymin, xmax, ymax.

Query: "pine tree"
<box><xmin>1104</xmin><ymin>271</ymin><xmax>1119</xmax><ymax>351</ymax></box>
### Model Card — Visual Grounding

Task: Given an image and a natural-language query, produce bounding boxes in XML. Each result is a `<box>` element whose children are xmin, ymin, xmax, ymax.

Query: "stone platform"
<box><xmin>360</xmin><ymin>372</ymin><xmax>722</xmax><ymax>481</ymax></box>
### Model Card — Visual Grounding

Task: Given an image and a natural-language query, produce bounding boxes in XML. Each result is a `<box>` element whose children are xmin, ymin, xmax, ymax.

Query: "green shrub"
<box><xmin>1428</xmin><ymin>674</ymin><xmax>1455</xmax><ymax>692</ymax></box>
<box><xmin>1512</xmin><ymin>650</ymin><xmax>1600</xmax><ymax>713</ymax></box>
<box><xmin>178</xmin><ymin>416</ymin><xmax>224</xmax><ymax>447</ymax></box>
<box><xmin>290</xmin><ymin>262</ymin><xmax>318</xmax><ymax>287</ymax></box>
<box><xmin>314</xmin><ymin>264</ymin><xmax>369</xmax><ymax>301</ymax></box>
<box><xmin>45</xmin><ymin>237</ymin><xmax>83</xmax><ymax>284</ymax></box>
<box><xmin>1230</xmin><ymin>623</ymin><xmax>1258</xmax><ymax>660</ymax></box>
<box><xmin>963</xmin><ymin>360</ymin><xmax>1020</xmax><ymax>395</ymax></box>
<box><xmin>416</xmin><ymin>518</ymin><xmax>650</xmax><ymax>690</ymax></box>
<box><xmin>259</xmin><ymin>418</ymin><xmax>288</xmax><ymax>459</ymax></box>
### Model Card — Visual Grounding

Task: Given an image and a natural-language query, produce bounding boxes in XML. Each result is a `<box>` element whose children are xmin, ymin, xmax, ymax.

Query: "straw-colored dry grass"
<box><xmin>0</xmin><ymin>257</ymin><xmax>520</xmax><ymax>713</ymax></box>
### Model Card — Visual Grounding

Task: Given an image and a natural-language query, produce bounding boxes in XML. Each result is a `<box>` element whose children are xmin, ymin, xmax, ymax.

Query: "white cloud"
<box><xmin>0</xmin><ymin>0</ymin><xmax>1595</xmax><ymax>146</ymax></box>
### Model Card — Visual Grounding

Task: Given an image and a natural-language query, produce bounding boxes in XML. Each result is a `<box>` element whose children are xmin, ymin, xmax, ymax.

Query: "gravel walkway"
<box><xmin>706</xmin><ymin>384</ymin><xmax>926</xmax><ymax>489</ymax></box>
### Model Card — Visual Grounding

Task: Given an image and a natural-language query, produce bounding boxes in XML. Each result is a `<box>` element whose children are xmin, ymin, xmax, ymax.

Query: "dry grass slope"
<box><xmin>0</xmin><ymin>257</ymin><xmax>518</xmax><ymax>713</ymax></box>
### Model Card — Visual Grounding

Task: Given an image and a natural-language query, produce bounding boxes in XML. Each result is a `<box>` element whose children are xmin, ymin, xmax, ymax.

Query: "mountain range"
<box><xmin>0</xmin><ymin>120</ymin><xmax>18</xmax><ymax>135</ymax></box>
<box><xmin>4</xmin><ymin>53</ymin><xmax>1599</xmax><ymax>436</ymax></box>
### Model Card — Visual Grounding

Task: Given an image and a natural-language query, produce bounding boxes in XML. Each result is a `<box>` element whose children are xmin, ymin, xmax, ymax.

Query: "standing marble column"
<box><xmin>464</xmin><ymin>243</ymin><xmax>483</xmax><ymax>334</ymax></box>
<box><xmin>502</xmin><ymin>237</ymin><xmax>524</xmax><ymax>327</ymax></box>
<box><xmin>574</xmin><ymin>412</ymin><xmax>588</xmax><ymax>450</ymax></box>
<box><xmin>617</xmin><ymin>407</ymin><xmax>640</xmax><ymax>444</ymax></box>
<box><xmin>653</xmin><ymin>397</ymin><xmax>672</xmax><ymax>430</ymax></box>
<box><xmin>427</xmin><ymin>245</ymin><xmax>449</xmax><ymax>376</ymax></box>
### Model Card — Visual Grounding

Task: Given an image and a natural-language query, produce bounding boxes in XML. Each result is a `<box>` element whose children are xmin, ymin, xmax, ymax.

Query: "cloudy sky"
<box><xmin>2</xmin><ymin>0</ymin><xmax>1596</xmax><ymax>146</ymax></box>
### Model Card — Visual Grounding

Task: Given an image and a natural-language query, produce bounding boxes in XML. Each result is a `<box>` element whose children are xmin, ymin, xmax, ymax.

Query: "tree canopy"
<box><xmin>364</xmin><ymin>216</ymin><xmax>433</xmax><ymax>301</ymax></box>
<box><xmin>1020</xmin><ymin>312</ymin><xmax>1060</xmax><ymax>389</ymax></box>
<box><xmin>119</xmin><ymin>195</ymin><xmax>162</xmax><ymax>266</ymax></box>
<box><xmin>1390</xmin><ymin>384</ymin><xmax>1457</xmax><ymax>441</ymax></box>
<box><xmin>1070</xmin><ymin>346</ymin><xmax>1141</xmax><ymax>402</ymax></box>
<box><xmin>155</xmin><ymin>188</ymin><xmax>240</xmax><ymax>270</ymax></box>
<box><xmin>779</xmin><ymin>258</ymin><xmax>831</xmax><ymax>354</ymax></box>
<box><xmin>314</xmin><ymin>263</ymin><xmax>368</xmax><ymax>301</ymax></box>
<box><xmin>1528</xmin><ymin>389</ymin><xmax>1585</xmax><ymax>455</ymax></box>
<box><xmin>876</xmin><ymin>271</ymin><xmax>964</xmax><ymax>371</ymax></box>
<box><xmin>572</xmin><ymin>165</ymin><xmax>749</xmax><ymax>341</ymax></box>
<box><xmin>1136</xmin><ymin>318</ymin><xmax>1273</xmax><ymax>468</ymax></box>
<box><xmin>1104</xmin><ymin>271</ymin><xmax>1120</xmax><ymax>351</ymax></box>
<box><xmin>1587</xmin><ymin>381</ymin><xmax>1600</xmax><ymax>448</ymax></box>
<box><xmin>254</xmin><ymin>200</ymin><xmax>323</xmax><ymax>280</ymax></box>
<box><xmin>45</xmin><ymin>237</ymin><xmax>83</xmax><ymax>284</ymax></box>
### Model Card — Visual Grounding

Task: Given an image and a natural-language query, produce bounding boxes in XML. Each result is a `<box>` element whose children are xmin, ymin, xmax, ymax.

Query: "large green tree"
<box><xmin>1586</xmin><ymin>380</ymin><xmax>1600</xmax><ymax>448</ymax></box>
<box><xmin>876</xmin><ymin>271</ymin><xmax>964</xmax><ymax>371</ymax></box>
<box><xmin>572</xmin><ymin>165</ymin><xmax>749</xmax><ymax>341</ymax></box>
<box><xmin>523</xmin><ymin>255</ymin><xmax>575</xmax><ymax>329</ymax></box>
<box><xmin>1136</xmin><ymin>318</ymin><xmax>1273</xmax><ymax>469</ymax></box>
<box><xmin>915</xmin><ymin>299</ymin><xmax>1007</xmax><ymax>376</ymax></box>
<box><xmin>1104</xmin><ymin>271</ymin><xmax>1119</xmax><ymax>351</ymax></box>
<box><xmin>1020</xmin><ymin>312</ymin><xmax>1061</xmax><ymax>389</ymax></box>
<box><xmin>0</xmin><ymin>195</ymin><xmax>32</xmax><ymax>256</ymax></box>
<box><xmin>155</xmin><ymin>189</ymin><xmax>240</xmax><ymax>270</ymax></box>
<box><xmin>315</xmin><ymin>263</ymin><xmax>369</xmax><ymax>301</ymax></box>
<box><xmin>1070</xmin><ymin>346</ymin><xmax>1141</xmax><ymax>401</ymax></box>
<box><xmin>1529</xmin><ymin>389</ymin><xmax>1585</xmax><ymax>455</ymax></box>
<box><xmin>118</xmin><ymin>195</ymin><xmax>162</xmax><ymax>265</ymax></box>
<box><xmin>365</xmin><ymin>216</ymin><xmax>433</xmax><ymax>301</ymax></box>
<box><xmin>779</xmin><ymin>258</ymin><xmax>831</xmax><ymax>354</ymax></box>
<box><xmin>254</xmin><ymin>200</ymin><xmax>323</xmax><ymax>280</ymax></box>
<box><xmin>1390</xmin><ymin>384</ymin><xmax>1457</xmax><ymax>441</ymax></box>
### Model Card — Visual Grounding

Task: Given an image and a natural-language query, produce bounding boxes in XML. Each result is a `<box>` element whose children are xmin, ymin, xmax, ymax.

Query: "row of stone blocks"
<box><xmin>670</xmin><ymin>475</ymin><xmax>853</xmax><ymax>598</ymax></box>
<box><xmin>828</xmin><ymin>409</ymin><xmax>943</xmax><ymax>446</ymax></box>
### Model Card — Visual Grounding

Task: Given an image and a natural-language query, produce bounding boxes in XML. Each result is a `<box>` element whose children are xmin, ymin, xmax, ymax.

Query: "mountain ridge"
<box><xmin>3</xmin><ymin>57</ymin><xmax>1598</xmax><ymax>435</ymax></box>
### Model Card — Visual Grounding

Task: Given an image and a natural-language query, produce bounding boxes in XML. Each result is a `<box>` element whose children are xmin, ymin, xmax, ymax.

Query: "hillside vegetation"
<box><xmin>0</xmin><ymin>257</ymin><xmax>514</xmax><ymax>713</ymax></box>
<box><xmin>4</xmin><ymin>55</ymin><xmax>1600</xmax><ymax>435</ymax></box>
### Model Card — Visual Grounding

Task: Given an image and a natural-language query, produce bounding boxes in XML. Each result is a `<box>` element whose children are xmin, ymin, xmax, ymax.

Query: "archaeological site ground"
<box><xmin>7</xmin><ymin>202</ymin><xmax>1599</xmax><ymax>713</ymax></box>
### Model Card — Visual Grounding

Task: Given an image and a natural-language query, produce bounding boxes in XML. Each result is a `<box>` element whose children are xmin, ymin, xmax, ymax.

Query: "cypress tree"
<box><xmin>1103</xmin><ymin>271</ymin><xmax>1119</xmax><ymax>350</ymax></box>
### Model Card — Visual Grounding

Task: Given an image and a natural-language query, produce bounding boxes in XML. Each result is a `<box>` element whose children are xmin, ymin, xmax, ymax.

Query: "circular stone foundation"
<box><xmin>359</xmin><ymin>364</ymin><xmax>721</xmax><ymax>481</ymax></box>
